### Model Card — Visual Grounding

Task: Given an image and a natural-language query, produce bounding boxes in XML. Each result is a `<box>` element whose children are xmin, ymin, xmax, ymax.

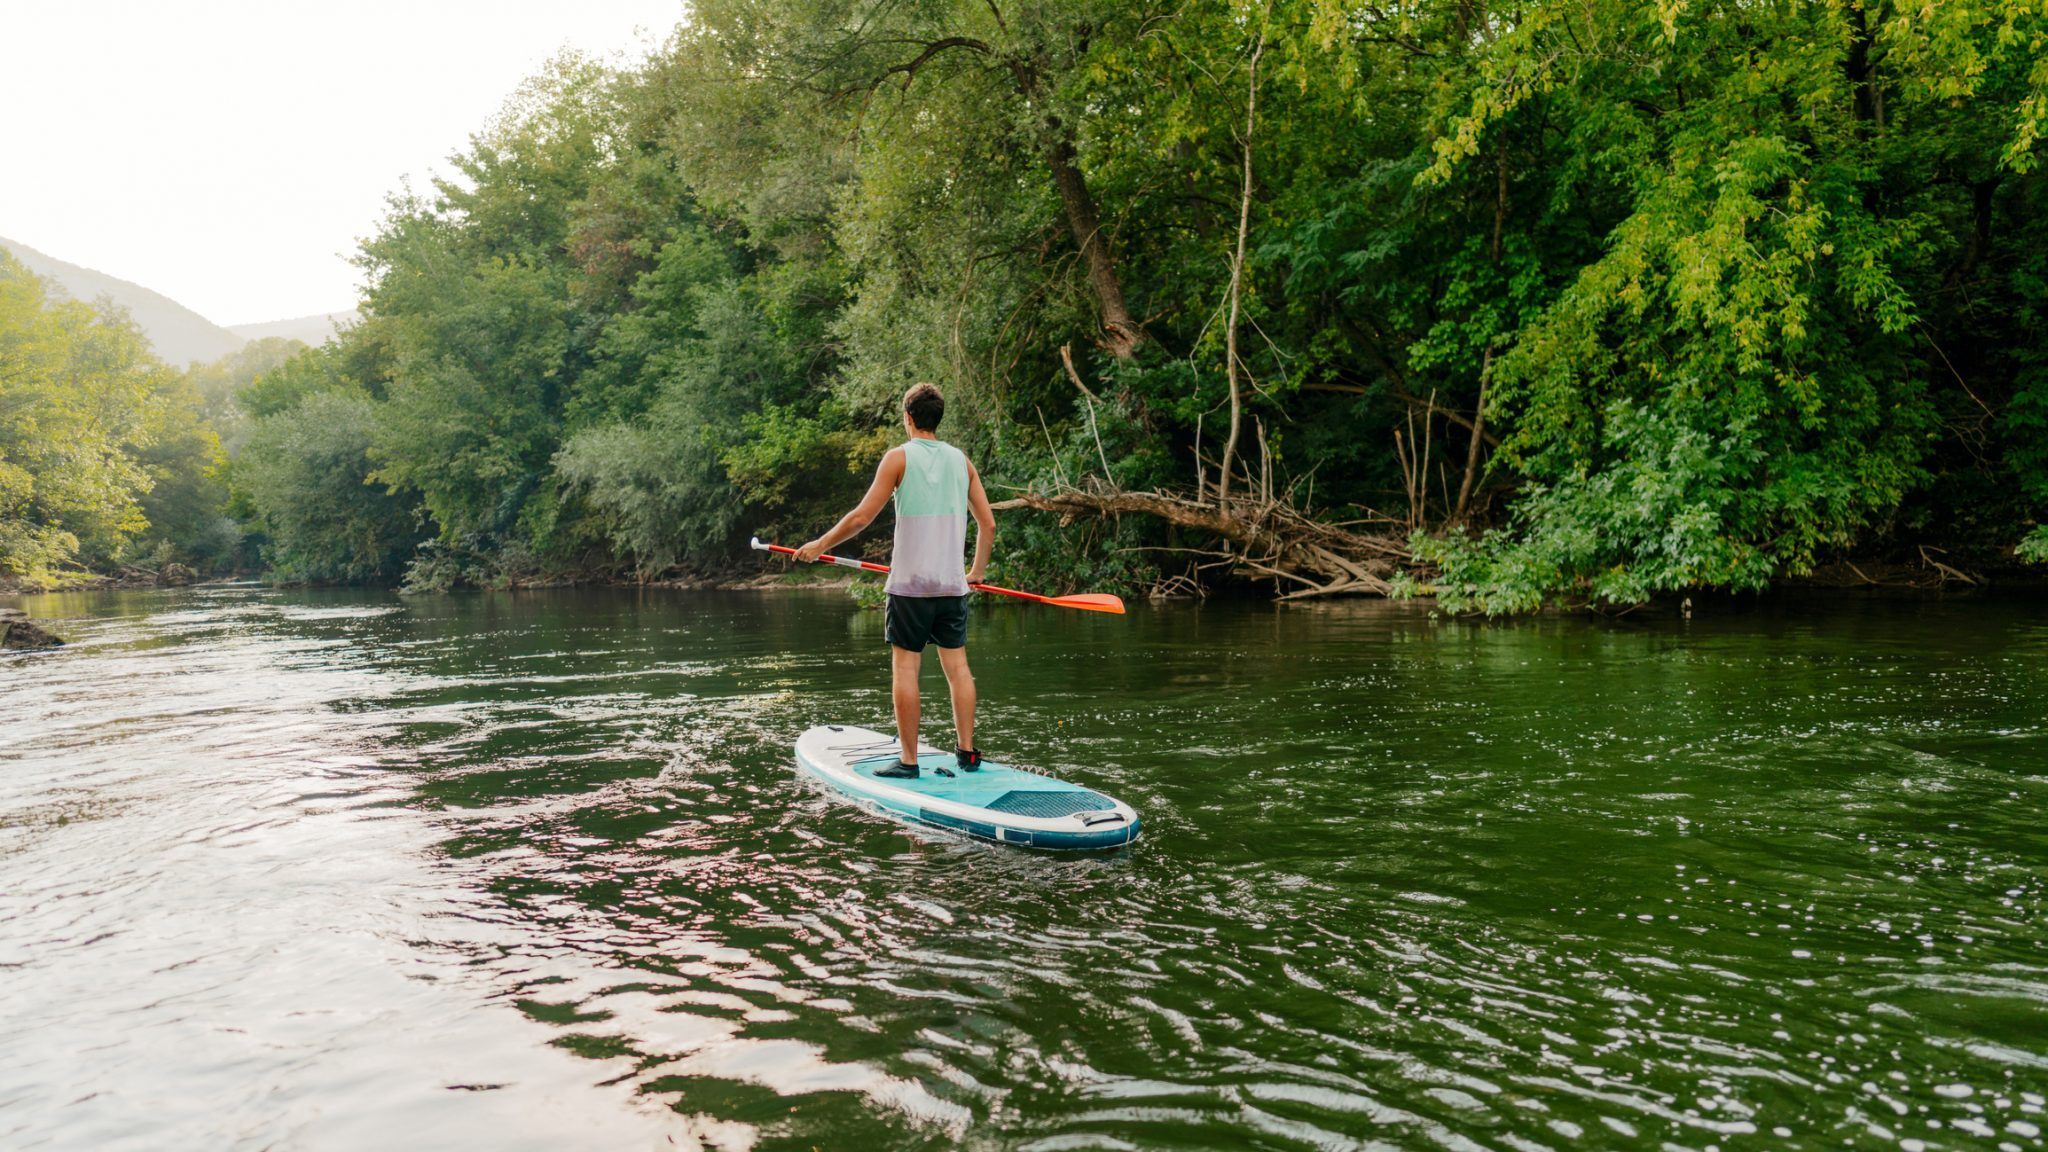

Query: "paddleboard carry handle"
<box><xmin>751</xmin><ymin>537</ymin><xmax>1125</xmax><ymax>614</ymax></box>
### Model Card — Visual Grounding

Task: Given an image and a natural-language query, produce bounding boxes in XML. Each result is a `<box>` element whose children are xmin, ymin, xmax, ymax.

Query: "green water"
<box><xmin>3</xmin><ymin>587</ymin><xmax>2045</xmax><ymax>1150</ymax></box>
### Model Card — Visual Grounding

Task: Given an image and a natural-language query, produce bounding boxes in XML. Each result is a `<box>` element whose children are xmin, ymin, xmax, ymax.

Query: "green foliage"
<box><xmin>398</xmin><ymin>536</ymin><xmax>533</xmax><ymax>594</ymax></box>
<box><xmin>845</xmin><ymin>577</ymin><xmax>887</xmax><ymax>610</ymax></box>
<box><xmin>991</xmin><ymin>508</ymin><xmax>1159</xmax><ymax>599</ymax></box>
<box><xmin>724</xmin><ymin>404</ymin><xmax>894</xmax><ymax>543</ymax></box>
<box><xmin>186</xmin><ymin>337</ymin><xmax>306</xmax><ymax>453</ymax></box>
<box><xmin>1420</xmin><ymin>401</ymin><xmax>1920</xmax><ymax>613</ymax></box>
<box><xmin>0</xmin><ymin>252</ymin><xmax>223</xmax><ymax>585</ymax></box>
<box><xmin>236</xmin><ymin>336</ymin><xmax>377</xmax><ymax>420</ymax></box>
<box><xmin>132</xmin><ymin>369</ymin><xmax>235</xmax><ymax>571</ymax></box>
<box><xmin>1403</xmin><ymin>0</ymin><xmax>2048</xmax><ymax>606</ymax></box>
<box><xmin>555</xmin><ymin>417</ymin><xmax>741</xmax><ymax>575</ymax></box>
<box><xmin>234</xmin><ymin>389</ymin><xmax>423</xmax><ymax>582</ymax></box>
<box><xmin>216</xmin><ymin>0</ymin><xmax>2048</xmax><ymax>604</ymax></box>
<box><xmin>0</xmin><ymin>521</ymin><xmax>79</xmax><ymax>587</ymax></box>
<box><xmin>2020</xmin><ymin>526</ymin><xmax>2048</xmax><ymax>565</ymax></box>
<box><xmin>558</xmin><ymin>249</ymin><xmax>842</xmax><ymax>572</ymax></box>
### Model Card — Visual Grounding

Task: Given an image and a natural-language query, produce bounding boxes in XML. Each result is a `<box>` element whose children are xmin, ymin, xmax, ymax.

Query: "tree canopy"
<box><xmin>0</xmin><ymin>252</ymin><xmax>228</xmax><ymax>585</ymax></box>
<box><xmin>22</xmin><ymin>0</ymin><xmax>2046</xmax><ymax>604</ymax></box>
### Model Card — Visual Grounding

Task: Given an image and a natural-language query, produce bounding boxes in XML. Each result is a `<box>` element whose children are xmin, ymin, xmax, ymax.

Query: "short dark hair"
<box><xmin>903</xmin><ymin>383</ymin><xmax>945</xmax><ymax>431</ymax></box>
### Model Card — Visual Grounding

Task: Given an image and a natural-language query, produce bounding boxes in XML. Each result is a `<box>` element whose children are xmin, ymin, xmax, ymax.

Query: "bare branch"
<box><xmin>1058</xmin><ymin>342</ymin><xmax>1100</xmax><ymax>403</ymax></box>
<box><xmin>1302</xmin><ymin>382</ymin><xmax>1502</xmax><ymax>448</ymax></box>
<box><xmin>832</xmin><ymin>36</ymin><xmax>994</xmax><ymax>100</ymax></box>
<box><xmin>992</xmin><ymin>485</ymin><xmax>1409</xmax><ymax>595</ymax></box>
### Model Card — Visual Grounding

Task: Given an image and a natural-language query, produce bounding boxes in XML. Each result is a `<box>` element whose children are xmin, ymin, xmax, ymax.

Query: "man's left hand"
<box><xmin>795</xmin><ymin>539</ymin><xmax>828</xmax><ymax>563</ymax></box>
<box><xmin>966</xmin><ymin>567</ymin><xmax>986</xmax><ymax>585</ymax></box>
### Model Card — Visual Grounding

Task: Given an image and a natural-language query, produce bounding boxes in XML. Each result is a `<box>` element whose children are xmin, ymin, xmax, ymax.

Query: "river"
<box><xmin>2</xmin><ymin>587</ymin><xmax>2044</xmax><ymax>1150</ymax></box>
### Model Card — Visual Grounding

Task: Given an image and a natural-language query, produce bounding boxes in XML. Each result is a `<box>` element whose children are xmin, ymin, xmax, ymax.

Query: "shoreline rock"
<box><xmin>0</xmin><ymin>607</ymin><xmax>64</xmax><ymax>650</ymax></box>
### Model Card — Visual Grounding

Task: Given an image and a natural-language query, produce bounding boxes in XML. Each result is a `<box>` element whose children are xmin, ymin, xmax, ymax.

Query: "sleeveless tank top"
<box><xmin>888</xmin><ymin>438</ymin><xmax>971</xmax><ymax>597</ymax></box>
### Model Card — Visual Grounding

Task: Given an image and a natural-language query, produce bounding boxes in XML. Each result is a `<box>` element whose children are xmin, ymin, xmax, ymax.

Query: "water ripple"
<box><xmin>2</xmin><ymin>589</ymin><xmax>2045</xmax><ymax>1150</ymax></box>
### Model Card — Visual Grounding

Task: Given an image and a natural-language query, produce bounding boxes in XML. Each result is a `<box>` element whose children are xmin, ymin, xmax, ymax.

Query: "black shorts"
<box><xmin>885</xmin><ymin>594</ymin><xmax>968</xmax><ymax>652</ymax></box>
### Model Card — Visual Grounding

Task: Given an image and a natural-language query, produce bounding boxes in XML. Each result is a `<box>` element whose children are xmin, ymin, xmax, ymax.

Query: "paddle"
<box><xmin>751</xmin><ymin>537</ymin><xmax>1126</xmax><ymax>615</ymax></box>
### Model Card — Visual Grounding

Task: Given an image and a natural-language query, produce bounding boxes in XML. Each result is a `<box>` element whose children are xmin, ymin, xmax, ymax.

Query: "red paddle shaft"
<box><xmin>750</xmin><ymin>537</ymin><xmax>1126</xmax><ymax>615</ymax></box>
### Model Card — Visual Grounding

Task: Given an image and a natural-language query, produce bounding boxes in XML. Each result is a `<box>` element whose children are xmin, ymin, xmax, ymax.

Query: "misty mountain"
<box><xmin>0</xmin><ymin>235</ymin><xmax>355</xmax><ymax>367</ymax></box>
<box><xmin>229</xmin><ymin>312</ymin><xmax>355</xmax><ymax>346</ymax></box>
<box><xmin>0</xmin><ymin>235</ymin><xmax>244</xmax><ymax>366</ymax></box>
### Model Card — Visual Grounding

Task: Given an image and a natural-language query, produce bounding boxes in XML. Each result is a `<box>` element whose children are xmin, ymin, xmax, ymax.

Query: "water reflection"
<box><xmin>2</xmin><ymin>587</ymin><xmax>2045</xmax><ymax>1150</ymax></box>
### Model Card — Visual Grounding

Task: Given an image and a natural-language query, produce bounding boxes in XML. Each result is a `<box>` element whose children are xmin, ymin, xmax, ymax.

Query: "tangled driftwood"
<box><xmin>992</xmin><ymin>482</ymin><xmax>1411</xmax><ymax>599</ymax></box>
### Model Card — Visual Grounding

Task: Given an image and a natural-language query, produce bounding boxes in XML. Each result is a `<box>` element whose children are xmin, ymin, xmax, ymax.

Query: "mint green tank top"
<box><xmin>889</xmin><ymin>438</ymin><xmax>970</xmax><ymax>597</ymax></box>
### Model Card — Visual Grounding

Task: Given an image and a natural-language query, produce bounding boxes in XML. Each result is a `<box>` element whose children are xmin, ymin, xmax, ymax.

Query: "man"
<box><xmin>796</xmin><ymin>383</ymin><xmax>996</xmax><ymax>779</ymax></box>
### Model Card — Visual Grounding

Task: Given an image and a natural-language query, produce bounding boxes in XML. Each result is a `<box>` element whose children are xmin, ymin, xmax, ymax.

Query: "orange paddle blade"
<box><xmin>969</xmin><ymin>581</ymin><xmax>1127</xmax><ymax>614</ymax></box>
<box><xmin>1043</xmin><ymin>593</ymin><xmax>1126</xmax><ymax>614</ymax></box>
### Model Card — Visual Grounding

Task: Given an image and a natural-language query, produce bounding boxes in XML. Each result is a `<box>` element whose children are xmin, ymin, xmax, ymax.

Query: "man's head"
<box><xmin>902</xmin><ymin>383</ymin><xmax>945</xmax><ymax>433</ymax></box>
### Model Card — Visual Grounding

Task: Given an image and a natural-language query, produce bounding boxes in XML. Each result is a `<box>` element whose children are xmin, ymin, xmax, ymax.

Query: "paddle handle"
<box><xmin>752</xmin><ymin>537</ymin><xmax>887</xmax><ymax>574</ymax></box>
<box><xmin>751</xmin><ymin>537</ymin><xmax>1053</xmax><ymax>607</ymax></box>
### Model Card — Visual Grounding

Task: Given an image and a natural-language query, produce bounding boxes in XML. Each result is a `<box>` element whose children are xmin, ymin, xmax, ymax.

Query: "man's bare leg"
<box><xmin>891</xmin><ymin>645</ymin><xmax>923</xmax><ymax>765</ymax></box>
<box><xmin>937</xmin><ymin>645</ymin><xmax>975</xmax><ymax>754</ymax></box>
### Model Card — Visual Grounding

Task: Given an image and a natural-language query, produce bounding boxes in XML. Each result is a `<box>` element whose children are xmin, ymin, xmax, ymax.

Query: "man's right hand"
<box><xmin>794</xmin><ymin>539</ymin><xmax>828</xmax><ymax>563</ymax></box>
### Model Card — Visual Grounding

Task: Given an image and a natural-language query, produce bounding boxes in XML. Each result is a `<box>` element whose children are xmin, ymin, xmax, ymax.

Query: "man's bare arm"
<box><xmin>966</xmin><ymin>460</ymin><xmax>995</xmax><ymax>584</ymax></box>
<box><xmin>796</xmin><ymin>448</ymin><xmax>904</xmax><ymax>562</ymax></box>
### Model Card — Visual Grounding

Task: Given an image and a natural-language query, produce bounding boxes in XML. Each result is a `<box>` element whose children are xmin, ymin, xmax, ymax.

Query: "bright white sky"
<box><xmin>0</xmin><ymin>0</ymin><xmax>683</xmax><ymax>325</ymax></box>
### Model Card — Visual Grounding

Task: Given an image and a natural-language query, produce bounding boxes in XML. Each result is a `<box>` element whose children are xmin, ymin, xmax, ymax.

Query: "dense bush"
<box><xmin>234</xmin><ymin>389</ymin><xmax>422</xmax><ymax>583</ymax></box>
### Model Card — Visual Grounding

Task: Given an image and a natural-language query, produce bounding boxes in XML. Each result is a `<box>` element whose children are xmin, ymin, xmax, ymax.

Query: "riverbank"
<box><xmin>0</xmin><ymin>565</ymin><xmax>852</xmax><ymax>598</ymax></box>
<box><xmin>9</xmin><ymin>550</ymin><xmax>2041</xmax><ymax>607</ymax></box>
<box><xmin>0</xmin><ymin>563</ymin><xmax>202</xmax><ymax>596</ymax></box>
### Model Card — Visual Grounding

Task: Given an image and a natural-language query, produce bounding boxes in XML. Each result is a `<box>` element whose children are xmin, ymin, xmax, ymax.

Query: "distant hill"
<box><xmin>229</xmin><ymin>311</ymin><xmax>356</xmax><ymax>346</ymax></box>
<box><xmin>0</xmin><ymin>235</ymin><xmax>246</xmax><ymax>367</ymax></box>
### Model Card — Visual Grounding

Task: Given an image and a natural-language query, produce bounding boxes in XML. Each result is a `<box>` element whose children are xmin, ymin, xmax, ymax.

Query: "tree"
<box><xmin>678</xmin><ymin>0</ymin><xmax>1162</xmax><ymax>363</ymax></box>
<box><xmin>183</xmin><ymin>336</ymin><xmax>308</xmax><ymax>454</ymax></box>
<box><xmin>1407</xmin><ymin>0</ymin><xmax>2048</xmax><ymax>608</ymax></box>
<box><xmin>0</xmin><ymin>252</ymin><xmax>199</xmax><ymax>584</ymax></box>
<box><xmin>234</xmin><ymin>388</ymin><xmax>423</xmax><ymax>582</ymax></box>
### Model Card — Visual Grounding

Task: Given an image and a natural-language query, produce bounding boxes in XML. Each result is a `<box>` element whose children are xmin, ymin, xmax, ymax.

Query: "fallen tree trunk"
<box><xmin>991</xmin><ymin>485</ymin><xmax>1410</xmax><ymax>598</ymax></box>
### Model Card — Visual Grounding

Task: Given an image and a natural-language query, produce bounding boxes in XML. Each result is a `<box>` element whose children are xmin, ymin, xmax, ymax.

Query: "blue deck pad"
<box><xmin>983</xmin><ymin>790</ymin><xmax>1115</xmax><ymax>818</ymax></box>
<box><xmin>846</xmin><ymin>752</ymin><xmax>1111</xmax><ymax>809</ymax></box>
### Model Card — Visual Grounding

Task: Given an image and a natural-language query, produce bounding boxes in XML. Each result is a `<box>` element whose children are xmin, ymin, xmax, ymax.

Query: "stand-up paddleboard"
<box><xmin>795</xmin><ymin>725</ymin><xmax>1140</xmax><ymax>850</ymax></box>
